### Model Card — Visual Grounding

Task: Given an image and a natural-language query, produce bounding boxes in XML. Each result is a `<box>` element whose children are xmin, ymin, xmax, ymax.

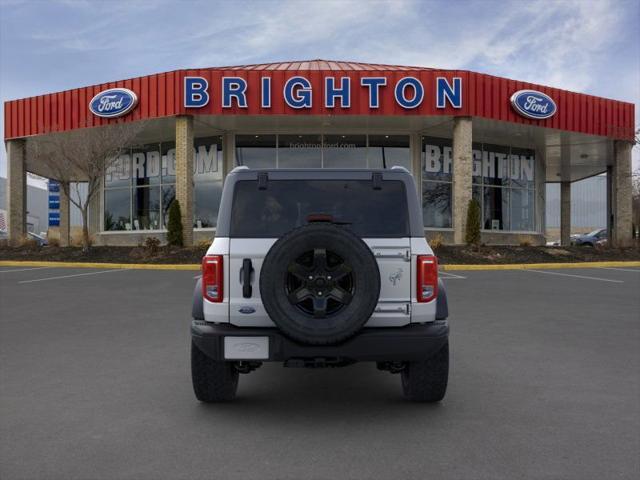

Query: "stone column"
<box><xmin>610</xmin><ymin>141</ymin><xmax>633</xmax><ymax>247</ymax></box>
<box><xmin>59</xmin><ymin>182</ymin><xmax>70</xmax><ymax>247</ymax></box>
<box><xmin>452</xmin><ymin>117</ymin><xmax>473</xmax><ymax>244</ymax></box>
<box><xmin>560</xmin><ymin>181</ymin><xmax>571</xmax><ymax>246</ymax></box>
<box><xmin>6</xmin><ymin>139</ymin><xmax>27</xmax><ymax>245</ymax></box>
<box><xmin>175</xmin><ymin>115</ymin><xmax>194</xmax><ymax>246</ymax></box>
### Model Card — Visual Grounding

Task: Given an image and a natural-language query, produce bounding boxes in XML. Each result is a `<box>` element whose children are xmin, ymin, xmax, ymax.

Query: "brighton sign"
<box><xmin>510</xmin><ymin>89</ymin><xmax>557</xmax><ymax>120</ymax></box>
<box><xmin>183</xmin><ymin>76</ymin><xmax>464</xmax><ymax>110</ymax></box>
<box><xmin>89</xmin><ymin>88</ymin><xmax>138</xmax><ymax>118</ymax></box>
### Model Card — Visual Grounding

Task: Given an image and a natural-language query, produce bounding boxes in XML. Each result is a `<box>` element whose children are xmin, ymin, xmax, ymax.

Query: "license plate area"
<box><xmin>224</xmin><ymin>336</ymin><xmax>269</xmax><ymax>360</ymax></box>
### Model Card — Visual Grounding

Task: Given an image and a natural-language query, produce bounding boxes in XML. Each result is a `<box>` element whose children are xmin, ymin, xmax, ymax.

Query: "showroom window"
<box><xmin>193</xmin><ymin>136</ymin><xmax>223</xmax><ymax>228</ymax></box>
<box><xmin>422</xmin><ymin>137</ymin><xmax>453</xmax><ymax>228</ymax></box>
<box><xmin>235</xmin><ymin>134</ymin><xmax>409</xmax><ymax>169</ymax></box>
<box><xmin>103</xmin><ymin>136</ymin><xmax>223</xmax><ymax>231</ymax></box>
<box><xmin>422</xmin><ymin>137</ymin><xmax>537</xmax><ymax>232</ymax></box>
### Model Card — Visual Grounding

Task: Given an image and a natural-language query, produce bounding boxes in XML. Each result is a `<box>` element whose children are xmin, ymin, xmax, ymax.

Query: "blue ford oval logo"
<box><xmin>89</xmin><ymin>88</ymin><xmax>138</xmax><ymax>118</ymax></box>
<box><xmin>238</xmin><ymin>306</ymin><xmax>256</xmax><ymax>314</ymax></box>
<box><xmin>510</xmin><ymin>89</ymin><xmax>556</xmax><ymax>120</ymax></box>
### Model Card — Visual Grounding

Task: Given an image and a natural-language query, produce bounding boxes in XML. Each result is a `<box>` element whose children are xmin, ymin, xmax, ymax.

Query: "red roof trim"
<box><xmin>3</xmin><ymin>60</ymin><xmax>635</xmax><ymax>141</ymax></box>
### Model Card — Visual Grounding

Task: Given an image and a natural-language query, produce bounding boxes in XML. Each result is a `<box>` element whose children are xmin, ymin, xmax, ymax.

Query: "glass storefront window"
<box><xmin>422</xmin><ymin>181</ymin><xmax>452</xmax><ymax>228</ymax></box>
<box><xmin>105</xmin><ymin>153</ymin><xmax>131</xmax><ymax>188</ymax></box>
<box><xmin>510</xmin><ymin>188</ymin><xmax>535</xmax><ymax>231</ymax></box>
<box><xmin>104</xmin><ymin>188</ymin><xmax>131</xmax><ymax>231</ymax></box>
<box><xmin>422</xmin><ymin>136</ymin><xmax>452</xmax><ymax>182</ymax></box>
<box><xmin>132</xmin><ymin>143</ymin><xmax>161</xmax><ymax>187</ymax></box>
<box><xmin>236</xmin><ymin>135</ymin><xmax>277</xmax><ymax>168</ymax></box>
<box><xmin>368</xmin><ymin>135</ymin><xmax>410</xmax><ymax>170</ymax></box>
<box><xmin>194</xmin><ymin>182</ymin><xmax>222</xmax><ymax>228</ymax></box>
<box><xmin>193</xmin><ymin>136</ymin><xmax>223</xmax><ymax>228</ymax></box>
<box><xmin>278</xmin><ymin>134</ymin><xmax>322</xmax><ymax>168</ymax></box>
<box><xmin>423</xmin><ymin>136</ymin><xmax>537</xmax><ymax>232</ymax></box>
<box><xmin>161</xmin><ymin>142</ymin><xmax>176</xmax><ymax>184</ymax></box>
<box><xmin>483</xmin><ymin>186</ymin><xmax>509</xmax><ymax>230</ymax></box>
<box><xmin>509</xmin><ymin>147</ymin><xmax>535</xmax><ymax>189</ymax></box>
<box><xmin>133</xmin><ymin>186</ymin><xmax>161</xmax><ymax>230</ymax></box>
<box><xmin>322</xmin><ymin>134</ymin><xmax>367</xmax><ymax>168</ymax></box>
<box><xmin>422</xmin><ymin>136</ymin><xmax>452</xmax><ymax>228</ymax></box>
<box><xmin>482</xmin><ymin>143</ymin><xmax>510</xmax><ymax>187</ymax></box>
<box><xmin>161</xmin><ymin>185</ymin><xmax>176</xmax><ymax>228</ymax></box>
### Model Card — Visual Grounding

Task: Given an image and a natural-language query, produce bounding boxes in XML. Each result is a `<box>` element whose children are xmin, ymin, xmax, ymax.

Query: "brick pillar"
<box><xmin>175</xmin><ymin>115</ymin><xmax>194</xmax><ymax>246</ymax></box>
<box><xmin>452</xmin><ymin>117</ymin><xmax>473</xmax><ymax>244</ymax></box>
<box><xmin>560</xmin><ymin>181</ymin><xmax>571</xmax><ymax>246</ymax></box>
<box><xmin>610</xmin><ymin>141</ymin><xmax>633</xmax><ymax>247</ymax></box>
<box><xmin>59</xmin><ymin>182</ymin><xmax>70</xmax><ymax>247</ymax></box>
<box><xmin>6</xmin><ymin>139</ymin><xmax>27</xmax><ymax>245</ymax></box>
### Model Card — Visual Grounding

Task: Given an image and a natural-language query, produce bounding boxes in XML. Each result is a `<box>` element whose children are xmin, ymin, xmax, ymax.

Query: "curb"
<box><xmin>1</xmin><ymin>260</ymin><xmax>639</xmax><ymax>271</ymax></box>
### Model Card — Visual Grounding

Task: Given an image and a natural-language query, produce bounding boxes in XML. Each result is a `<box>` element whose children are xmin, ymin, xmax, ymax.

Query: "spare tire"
<box><xmin>260</xmin><ymin>223</ymin><xmax>380</xmax><ymax>345</ymax></box>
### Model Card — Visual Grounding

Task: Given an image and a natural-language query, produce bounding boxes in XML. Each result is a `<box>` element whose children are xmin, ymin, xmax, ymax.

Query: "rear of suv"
<box><xmin>191</xmin><ymin>167</ymin><xmax>449</xmax><ymax>402</ymax></box>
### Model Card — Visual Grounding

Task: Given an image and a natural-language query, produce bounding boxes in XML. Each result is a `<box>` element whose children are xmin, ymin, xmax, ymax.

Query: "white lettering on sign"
<box><xmin>184</xmin><ymin>75</ymin><xmax>463</xmax><ymax>110</ymax></box>
<box><xmin>106</xmin><ymin>144</ymin><xmax>220</xmax><ymax>182</ymax></box>
<box><xmin>523</xmin><ymin>95</ymin><xmax>549</xmax><ymax>114</ymax></box>
<box><xmin>424</xmin><ymin>143</ymin><xmax>535</xmax><ymax>182</ymax></box>
<box><xmin>97</xmin><ymin>95</ymin><xmax>124</xmax><ymax>113</ymax></box>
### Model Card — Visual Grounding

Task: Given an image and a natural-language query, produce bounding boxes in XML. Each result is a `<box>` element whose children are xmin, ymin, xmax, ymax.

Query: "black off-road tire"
<box><xmin>401</xmin><ymin>340</ymin><xmax>449</xmax><ymax>402</ymax></box>
<box><xmin>260</xmin><ymin>223</ymin><xmax>380</xmax><ymax>345</ymax></box>
<box><xmin>191</xmin><ymin>340</ymin><xmax>239</xmax><ymax>402</ymax></box>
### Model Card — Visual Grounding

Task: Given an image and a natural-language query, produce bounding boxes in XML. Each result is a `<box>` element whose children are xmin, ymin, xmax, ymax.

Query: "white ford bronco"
<box><xmin>191</xmin><ymin>167</ymin><xmax>449</xmax><ymax>402</ymax></box>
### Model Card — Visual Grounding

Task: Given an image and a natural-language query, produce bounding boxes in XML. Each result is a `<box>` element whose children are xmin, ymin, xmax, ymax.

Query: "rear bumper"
<box><xmin>191</xmin><ymin>320</ymin><xmax>449</xmax><ymax>362</ymax></box>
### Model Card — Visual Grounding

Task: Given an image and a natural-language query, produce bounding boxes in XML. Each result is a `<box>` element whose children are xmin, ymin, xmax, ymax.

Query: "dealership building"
<box><xmin>3</xmin><ymin>60</ymin><xmax>636</xmax><ymax>246</ymax></box>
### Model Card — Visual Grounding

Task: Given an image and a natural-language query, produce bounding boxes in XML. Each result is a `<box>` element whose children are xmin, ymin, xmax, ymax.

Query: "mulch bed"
<box><xmin>1</xmin><ymin>244</ymin><xmax>639</xmax><ymax>265</ymax></box>
<box><xmin>433</xmin><ymin>245</ymin><xmax>640</xmax><ymax>265</ymax></box>
<box><xmin>0</xmin><ymin>245</ymin><xmax>209</xmax><ymax>264</ymax></box>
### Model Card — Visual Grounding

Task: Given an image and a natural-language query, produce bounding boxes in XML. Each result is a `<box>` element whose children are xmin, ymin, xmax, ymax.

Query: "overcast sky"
<box><xmin>1</xmin><ymin>0</ymin><xmax>638</xmax><ymax>180</ymax></box>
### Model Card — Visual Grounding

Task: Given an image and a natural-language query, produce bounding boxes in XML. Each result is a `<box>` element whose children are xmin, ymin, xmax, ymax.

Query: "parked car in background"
<box><xmin>571</xmin><ymin>229</ymin><xmax>607</xmax><ymax>247</ymax></box>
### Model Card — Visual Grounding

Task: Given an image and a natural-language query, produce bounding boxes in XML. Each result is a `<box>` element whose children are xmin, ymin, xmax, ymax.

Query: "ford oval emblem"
<box><xmin>89</xmin><ymin>88</ymin><xmax>138</xmax><ymax>118</ymax></box>
<box><xmin>510</xmin><ymin>89</ymin><xmax>556</xmax><ymax>120</ymax></box>
<box><xmin>238</xmin><ymin>306</ymin><xmax>256</xmax><ymax>314</ymax></box>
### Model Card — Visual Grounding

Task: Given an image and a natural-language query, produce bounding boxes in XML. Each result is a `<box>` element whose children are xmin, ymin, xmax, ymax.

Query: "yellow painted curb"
<box><xmin>1</xmin><ymin>260</ymin><xmax>639</xmax><ymax>272</ymax></box>
<box><xmin>441</xmin><ymin>261</ymin><xmax>640</xmax><ymax>271</ymax></box>
<box><xmin>0</xmin><ymin>260</ymin><xmax>200</xmax><ymax>271</ymax></box>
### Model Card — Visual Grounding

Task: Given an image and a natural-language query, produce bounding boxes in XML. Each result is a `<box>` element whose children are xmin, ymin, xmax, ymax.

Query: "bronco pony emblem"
<box><xmin>389</xmin><ymin>268</ymin><xmax>403</xmax><ymax>286</ymax></box>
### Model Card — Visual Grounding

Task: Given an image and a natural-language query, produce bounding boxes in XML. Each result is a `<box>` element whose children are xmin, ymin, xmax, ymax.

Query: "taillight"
<box><xmin>417</xmin><ymin>255</ymin><xmax>438</xmax><ymax>302</ymax></box>
<box><xmin>202</xmin><ymin>255</ymin><xmax>223</xmax><ymax>302</ymax></box>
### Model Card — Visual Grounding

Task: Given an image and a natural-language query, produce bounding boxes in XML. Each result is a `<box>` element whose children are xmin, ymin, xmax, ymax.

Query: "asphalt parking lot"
<box><xmin>1</xmin><ymin>265</ymin><xmax>639</xmax><ymax>480</ymax></box>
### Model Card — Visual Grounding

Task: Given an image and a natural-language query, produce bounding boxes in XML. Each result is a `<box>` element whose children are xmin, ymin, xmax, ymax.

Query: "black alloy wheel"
<box><xmin>285</xmin><ymin>248</ymin><xmax>354</xmax><ymax>318</ymax></box>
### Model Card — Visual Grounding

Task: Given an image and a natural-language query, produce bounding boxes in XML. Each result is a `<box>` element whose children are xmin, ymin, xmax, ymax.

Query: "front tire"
<box><xmin>191</xmin><ymin>340</ymin><xmax>239</xmax><ymax>402</ymax></box>
<box><xmin>401</xmin><ymin>341</ymin><xmax>449</xmax><ymax>402</ymax></box>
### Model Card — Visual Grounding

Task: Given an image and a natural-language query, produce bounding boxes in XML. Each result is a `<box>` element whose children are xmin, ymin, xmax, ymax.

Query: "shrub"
<box><xmin>18</xmin><ymin>237</ymin><xmax>39</xmax><ymax>249</ymax></box>
<box><xmin>167</xmin><ymin>200</ymin><xmax>183</xmax><ymax>247</ymax></box>
<box><xmin>518</xmin><ymin>237</ymin><xmax>532</xmax><ymax>247</ymax></box>
<box><xmin>465</xmin><ymin>199</ymin><xmax>481</xmax><ymax>246</ymax></box>
<box><xmin>196</xmin><ymin>238</ymin><xmax>213</xmax><ymax>249</ymax></box>
<box><xmin>48</xmin><ymin>237</ymin><xmax>60</xmax><ymax>247</ymax></box>
<box><xmin>429</xmin><ymin>233</ymin><xmax>445</xmax><ymax>249</ymax></box>
<box><xmin>144</xmin><ymin>236</ymin><xmax>161</xmax><ymax>255</ymax></box>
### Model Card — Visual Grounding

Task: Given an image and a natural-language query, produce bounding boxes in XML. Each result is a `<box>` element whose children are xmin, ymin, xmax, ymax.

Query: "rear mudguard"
<box><xmin>436</xmin><ymin>278</ymin><xmax>448</xmax><ymax>320</ymax></box>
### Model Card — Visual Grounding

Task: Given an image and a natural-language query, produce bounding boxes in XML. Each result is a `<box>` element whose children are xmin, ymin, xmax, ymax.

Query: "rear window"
<box><xmin>230</xmin><ymin>179</ymin><xmax>410</xmax><ymax>238</ymax></box>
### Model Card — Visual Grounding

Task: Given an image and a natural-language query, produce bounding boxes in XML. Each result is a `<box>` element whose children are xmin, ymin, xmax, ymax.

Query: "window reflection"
<box><xmin>278</xmin><ymin>134</ymin><xmax>322</xmax><ymax>168</ymax></box>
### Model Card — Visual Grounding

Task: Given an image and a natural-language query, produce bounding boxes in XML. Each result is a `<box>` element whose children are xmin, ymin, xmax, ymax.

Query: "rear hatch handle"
<box><xmin>242</xmin><ymin>258</ymin><xmax>254</xmax><ymax>298</ymax></box>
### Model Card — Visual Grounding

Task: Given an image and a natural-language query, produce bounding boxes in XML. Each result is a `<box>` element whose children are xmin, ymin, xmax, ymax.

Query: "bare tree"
<box><xmin>27</xmin><ymin>122</ymin><xmax>143</xmax><ymax>250</ymax></box>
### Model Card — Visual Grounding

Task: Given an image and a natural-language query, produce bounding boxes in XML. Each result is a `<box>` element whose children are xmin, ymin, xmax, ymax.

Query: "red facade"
<box><xmin>4</xmin><ymin>61</ymin><xmax>635</xmax><ymax>141</ymax></box>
